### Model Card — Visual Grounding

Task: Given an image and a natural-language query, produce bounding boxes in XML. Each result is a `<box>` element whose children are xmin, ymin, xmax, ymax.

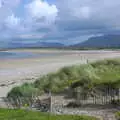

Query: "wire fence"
<box><xmin>74</xmin><ymin>88</ymin><xmax>120</xmax><ymax>106</ymax></box>
<box><xmin>0</xmin><ymin>96</ymin><xmax>51</xmax><ymax>112</ymax></box>
<box><xmin>0</xmin><ymin>88</ymin><xmax>120</xmax><ymax>112</ymax></box>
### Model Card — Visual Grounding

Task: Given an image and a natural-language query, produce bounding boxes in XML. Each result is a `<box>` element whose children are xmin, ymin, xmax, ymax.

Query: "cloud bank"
<box><xmin>0</xmin><ymin>0</ymin><xmax>120</xmax><ymax>45</ymax></box>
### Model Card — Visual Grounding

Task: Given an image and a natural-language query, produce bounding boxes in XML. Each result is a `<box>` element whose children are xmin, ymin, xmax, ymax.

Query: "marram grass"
<box><xmin>8</xmin><ymin>59</ymin><xmax>120</xmax><ymax>98</ymax></box>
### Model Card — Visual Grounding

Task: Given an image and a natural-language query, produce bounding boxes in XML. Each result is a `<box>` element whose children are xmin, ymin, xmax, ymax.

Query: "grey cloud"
<box><xmin>1</xmin><ymin>0</ymin><xmax>120</xmax><ymax>45</ymax></box>
<box><xmin>54</xmin><ymin>0</ymin><xmax>120</xmax><ymax>34</ymax></box>
<box><xmin>31</xmin><ymin>0</ymin><xmax>120</xmax><ymax>44</ymax></box>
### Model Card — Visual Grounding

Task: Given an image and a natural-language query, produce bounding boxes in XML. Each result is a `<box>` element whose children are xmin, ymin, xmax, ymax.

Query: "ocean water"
<box><xmin>0</xmin><ymin>51</ymin><xmax>66</xmax><ymax>59</ymax></box>
<box><xmin>0</xmin><ymin>51</ymin><xmax>39</xmax><ymax>59</ymax></box>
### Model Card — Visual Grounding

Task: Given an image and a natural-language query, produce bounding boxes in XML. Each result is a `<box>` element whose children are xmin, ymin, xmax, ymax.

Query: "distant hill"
<box><xmin>72</xmin><ymin>35</ymin><xmax>120</xmax><ymax>48</ymax></box>
<box><xmin>5</xmin><ymin>42</ymin><xmax>64</xmax><ymax>49</ymax></box>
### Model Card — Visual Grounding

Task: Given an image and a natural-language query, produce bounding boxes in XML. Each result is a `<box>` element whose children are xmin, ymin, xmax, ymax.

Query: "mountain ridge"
<box><xmin>72</xmin><ymin>34</ymin><xmax>120</xmax><ymax>48</ymax></box>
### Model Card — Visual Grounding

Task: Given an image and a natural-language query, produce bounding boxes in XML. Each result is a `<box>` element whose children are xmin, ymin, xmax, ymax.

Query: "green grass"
<box><xmin>115</xmin><ymin>111</ymin><xmax>120</xmax><ymax>120</ymax></box>
<box><xmin>0</xmin><ymin>108</ymin><xmax>98</xmax><ymax>120</ymax></box>
<box><xmin>7</xmin><ymin>59</ymin><xmax>120</xmax><ymax>98</ymax></box>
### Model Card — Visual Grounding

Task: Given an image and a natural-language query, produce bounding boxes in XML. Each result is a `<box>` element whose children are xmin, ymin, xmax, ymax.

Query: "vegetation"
<box><xmin>115</xmin><ymin>111</ymin><xmax>120</xmax><ymax>120</ymax></box>
<box><xmin>7</xmin><ymin>59</ymin><xmax>120</xmax><ymax>99</ymax></box>
<box><xmin>0</xmin><ymin>108</ymin><xmax>98</xmax><ymax>120</ymax></box>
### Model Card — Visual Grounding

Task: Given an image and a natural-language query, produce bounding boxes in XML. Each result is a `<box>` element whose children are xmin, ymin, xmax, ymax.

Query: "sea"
<box><xmin>0</xmin><ymin>51</ymin><xmax>66</xmax><ymax>59</ymax></box>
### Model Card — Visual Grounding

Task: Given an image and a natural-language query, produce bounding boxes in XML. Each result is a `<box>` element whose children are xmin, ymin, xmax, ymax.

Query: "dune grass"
<box><xmin>0</xmin><ymin>108</ymin><xmax>98</xmax><ymax>120</ymax></box>
<box><xmin>7</xmin><ymin>59</ymin><xmax>120</xmax><ymax>98</ymax></box>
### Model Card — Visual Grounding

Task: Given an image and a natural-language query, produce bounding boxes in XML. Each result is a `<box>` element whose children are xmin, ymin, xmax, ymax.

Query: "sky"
<box><xmin>0</xmin><ymin>0</ymin><xmax>120</xmax><ymax>46</ymax></box>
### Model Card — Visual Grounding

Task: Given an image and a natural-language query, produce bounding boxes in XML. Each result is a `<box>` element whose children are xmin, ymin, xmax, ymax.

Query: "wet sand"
<box><xmin>0</xmin><ymin>49</ymin><xmax>120</xmax><ymax>97</ymax></box>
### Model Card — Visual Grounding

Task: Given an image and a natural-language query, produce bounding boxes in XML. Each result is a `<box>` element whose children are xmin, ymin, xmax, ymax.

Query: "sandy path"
<box><xmin>0</xmin><ymin>49</ymin><xmax>120</xmax><ymax>97</ymax></box>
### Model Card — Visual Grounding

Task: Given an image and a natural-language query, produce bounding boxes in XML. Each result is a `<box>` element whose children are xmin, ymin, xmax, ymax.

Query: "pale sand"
<box><xmin>0</xmin><ymin>49</ymin><xmax>120</xmax><ymax>97</ymax></box>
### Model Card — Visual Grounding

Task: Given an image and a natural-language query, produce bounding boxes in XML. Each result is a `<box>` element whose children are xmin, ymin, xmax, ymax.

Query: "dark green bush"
<box><xmin>111</xmin><ymin>99</ymin><xmax>120</xmax><ymax>105</ymax></box>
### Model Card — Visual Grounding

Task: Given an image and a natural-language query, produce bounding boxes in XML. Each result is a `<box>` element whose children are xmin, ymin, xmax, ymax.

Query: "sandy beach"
<box><xmin>0</xmin><ymin>49</ymin><xmax>120</xmax><ymax>97</ymax></box>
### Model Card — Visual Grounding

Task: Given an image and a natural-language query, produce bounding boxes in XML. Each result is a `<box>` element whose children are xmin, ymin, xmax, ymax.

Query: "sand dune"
<box><xmin>0</xmin><ymin>49</ymin><xmax>120</xmax><ymax>97</ymax></box>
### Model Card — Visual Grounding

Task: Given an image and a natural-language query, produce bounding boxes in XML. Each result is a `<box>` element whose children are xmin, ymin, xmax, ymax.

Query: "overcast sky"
<box><xmin>0</xmin><ymin>0</ymin><xmax>120</xmax><ymax>45</ymax></box>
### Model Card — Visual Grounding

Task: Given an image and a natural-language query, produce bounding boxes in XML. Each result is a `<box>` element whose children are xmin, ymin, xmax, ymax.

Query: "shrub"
<box><xmin>111</xmin><ymin>99</ymin><xmax>120</xmax><ymax>105</ymax></box>
<box><xmin>7</xmin><ymin>86</ymin><xmax>23</xmax><ymax>98</ymax></box>
<box><xmin>8</xmin><ymin>83</ymin><xmax>41</xmax><ymax>98</ymax></box>
<box><xmin>66</xmin><ymin>102</ymin><xmax>81</xmax><ymax>108</ymax></box>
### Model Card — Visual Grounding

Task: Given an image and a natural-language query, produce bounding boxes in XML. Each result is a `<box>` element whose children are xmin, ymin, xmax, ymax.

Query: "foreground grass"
<box><xmin>0</xmin><ymin>109</ymin><xmax>98</xmax><ymax>120</ymax></box>
<box><xmin>115</xmin><ymin>111</ymin><xmax>120</xmax><ymax>120</ymax></box>
<box><xmin>8</xmin><ymin>59</ymin><xmax>120</xmax><ymax>98</ymax></box>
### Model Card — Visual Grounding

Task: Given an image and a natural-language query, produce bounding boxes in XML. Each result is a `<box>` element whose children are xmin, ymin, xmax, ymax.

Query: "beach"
<box><xmin>0</xmin><ymin>49</ymin><xmax>120</xmax><ymax>97</ymax></box>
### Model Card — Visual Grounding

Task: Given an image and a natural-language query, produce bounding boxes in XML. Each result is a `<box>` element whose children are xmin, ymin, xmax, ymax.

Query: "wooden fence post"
<box><xmin>49</xmin><ymin>91</ymin><xmax>52</xmax><ymax>113</ymax></box>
